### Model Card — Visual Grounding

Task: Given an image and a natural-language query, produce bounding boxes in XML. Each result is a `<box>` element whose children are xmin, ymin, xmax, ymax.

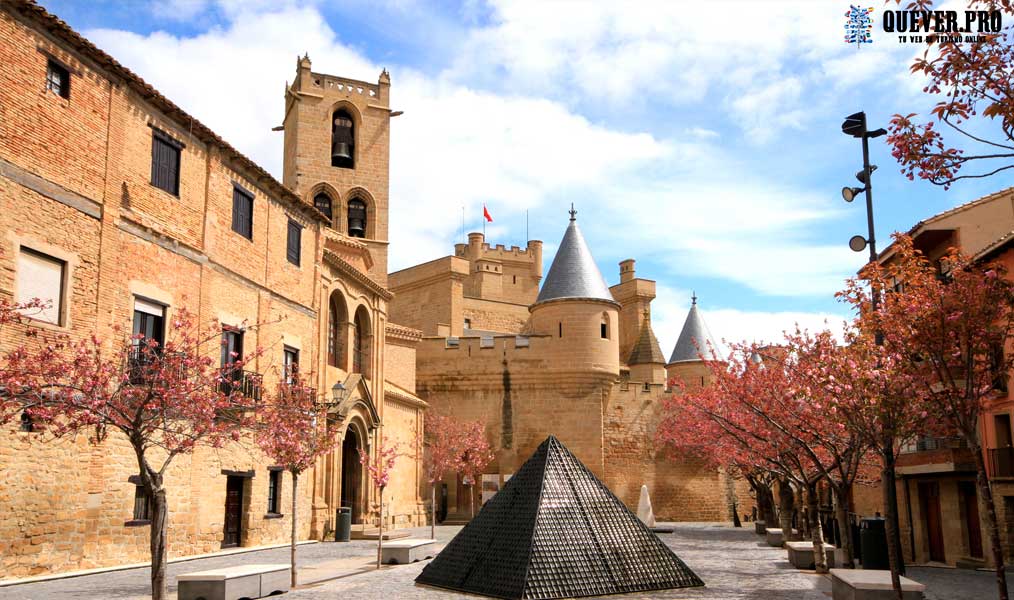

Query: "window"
<box><xmin>347</xmin><ymin>198</ymin><xmax>367</xmax><ymax>238</ymax></box>
<box><xmin>286</xmin><ymin>219</ymin><xmax>302</xmax><ymax>266</ymax></box>
<box><xmin>221</xmin><ymin>327</ymin><xmax>243</xmax><ymax>369</ymax></box>
<box><xmin>46</xmin><ymin>59</ymin><xmax>69</xmax><ymax>98</ymax></box>
<box><xmin>130</xmin><ymin>298</ymin><xmax>166</xmax><ymax>384</ymax></box>
<box><xmin>331</xmin><ymin>109</ymin><xmax>354</xmax><ymax>169</ymax></box>
<box><xmin>513</xmin><ymin>275</ymin><xmax>517</xmax><ymax>284</ymax></box>
<box><xmin>353</xmin><ymin>308</ymin><xmax>371</xmax><ymax>377</ymax></box>
<box><xmin>132</xmin><ymin>485</ymin><xmax>153</xmax><ymax>522</ymax></box>
<box><xmin>231</xmin><ymin>186</ymin><xmax>254</xmax><ymax>240</ymax></box>
<box><xmin>558</xmin><ymin>322</ymin><xmax>562</xmax><ymax>337</ymax></box>
<box><xmin>314</xmin><ymin>193</ymin><xmax>333</xmax><ymax>221</ymax></box>
<box><xmin>601</xmin><ymin>323</ymin><xmax>608</xmax><ymax>339</ymax></box>
<box><xmin>19</xmin><ymin>411</ymin><xmax>35</xmax><ymax>433</ymax></box>
<box><xmin>283</xmin><ymin>346</ymin><xmax>299</xmax><ymax>384</ymax></box>
<box><xmin>150</xmin><ymin>131</ymin><xmax>181</xmax><ymax>196</ymax></box>
<box><xmin>992</xmin><ymin>342</ymin><xmax>1008</xmax><ymax>393</ymax></box>
<box><xmin>464</xmin><ymin>318</ymin><xmax>472</xmax><ymax>330</ymax></box>
<box><xmin>267</xmin><ymin>469</ymin><xmax>282</xmax><ymax>515</ymax></box>
<box><xmin>16</xmin><ymin>247</ymin><xmax>65</xmax><ymax>325</ymax></box>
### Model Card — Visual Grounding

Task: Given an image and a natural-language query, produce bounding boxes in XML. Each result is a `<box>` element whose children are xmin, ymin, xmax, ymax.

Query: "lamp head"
<box><xmin>842</xmin><ymin>186</ymin><xmax>865</xmax><ymax>202</ymax></box>
<box><xmin>331</xmin><ymin>381</ymin><xmax>347</xmax><ymax>403</ymax></box>
<box><xmin>849</xmin><ymin>235</ymin><xmax>868</xmax><ymax>253</ymax></box>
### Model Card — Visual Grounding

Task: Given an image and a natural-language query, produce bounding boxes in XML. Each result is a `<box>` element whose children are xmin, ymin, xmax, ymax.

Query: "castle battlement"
<box><xmin>307</xmin><ymin>72</ymin><xmax>381</xmax><ymax>98</ymax></box>
<box><xmin>454</xmin><ymin>237</ymin><xmax>543</xmax><ymax>264</ymax></box>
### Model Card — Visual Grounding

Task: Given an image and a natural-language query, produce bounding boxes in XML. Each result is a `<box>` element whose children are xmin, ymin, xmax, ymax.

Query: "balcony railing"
<box><xmin>278</xmin><ymin>382</ymin><xmax>318</xmax><ymax>405</ymax></box>
<box><xmin>126</xmin><ymin>346</ymin><xmax>186</xmax><ymax>385</ymax></box>
<box><xmin>990</xmin><ymin>447</ymin><xmax>1014</xmax><ymax>478</ymax></box>
<box><xmin>902</xmin><ymin>436</ymin><xmax>968</xmax><ymax>453</ymax></box>
<box><xmin>219</xmin><ymin>370</ymin><xmax>263</xmax><ymax>401</ymax></box>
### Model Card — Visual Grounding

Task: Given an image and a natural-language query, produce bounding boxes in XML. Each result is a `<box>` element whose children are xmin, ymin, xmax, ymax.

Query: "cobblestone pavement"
<box><xmin>291</xmin><ymin>523</ymin><xmax>832</xmax><ymax>600</ymax></box>
<box><xmin>5</xmin><ymin>523</ymin><xmax>1010</xmax><ymax>599</ymax></box>
<box><xmin>0</xmin><ymin>526</ymin><xmax>459</xmax><ymax>600</ymax></box>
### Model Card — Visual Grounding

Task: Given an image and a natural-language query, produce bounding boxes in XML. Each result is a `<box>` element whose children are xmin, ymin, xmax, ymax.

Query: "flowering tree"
<box><xmin>360</xmin><ymin>437</ymin><xmax>399</xmax><ymax>569</ymax></box>
<box><xmin>255</xmin><ymin>374</ymin><xmax>340</xmax><ymax>587</ymax></box>
<box><xmin>0</xmin><ymin>308</ymin><xmax>264</xmax><ymax>600</ymax></box>
<box><xmin>423</xmin><ymin>413</ymin><xmax>467</xmax><ymax>539</ymax></box>
<box><xmin>860</xmin><ymin>234</ymin><xmax>1014</xmax><ymax>600</ymax></box>
<box><xmin>888</xmin><ymin>0</ymin><xmax>1014</xmax><ymax>187</ymax></box>
<box><xmin>457</xmin><ymin>420</ymin><xmax>494</xmax><ymax>519</ymax></box>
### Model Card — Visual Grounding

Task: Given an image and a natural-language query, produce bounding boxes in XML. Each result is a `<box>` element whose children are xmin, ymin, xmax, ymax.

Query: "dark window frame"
<box><xmin>267</xmin><ymin>468</ymin><xmax>283</xmax><ymax>516</ymax></box>
<box><xmin>600</xmin><ymin>322</ymin><xmax>608</xmax><ymax>339</ymax></box>
<box><xmin>231</xmin><ymin>185</ymin><xmax>254</xmax><ymax>240</ymax></box>
<box><xmin>286</xmin><ymin>219</ymin><xmax>302</xmax><ymax>266</ymax></box>
<box><xmin>128</xmin><ymin>484</ymin><xmax>153</xmax><ymax>525</ymax></box>
<box><xmin>313</xmin><ymin>192</ymin><xmax>333</xmax><ymax>222</ymax></box>
<box><xmin>283</xmin><ymin>346</ymin><xmax>299</xmax><ymax>384</ymax></box>
<box><xmin>46</xmin><ymin>58</ymin><xmax>70</xmax><ymax>99</ymax></box>
<box><xmin>150</xmin><ymin>130</ymin><xmax>182</xmax><ymax>196</ymax></box>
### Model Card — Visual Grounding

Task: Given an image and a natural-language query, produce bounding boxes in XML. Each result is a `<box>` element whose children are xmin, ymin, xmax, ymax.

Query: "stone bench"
<box><xmin>178</xmin><ymin>563</ymin><xmax>289</xmax><ymax>600</ymax></box>
<box><xmin>785</xmin><ymin>540</ymin><xmax>837</xmax><ymax>569</ymax></box>
<box><xmin>765</xmin><ymin>527</ymin><xmax>798</xmax><ymax>547</ymax></box>
<box><xmin>830</xmin><ymin>568</ymin><xmax>925</xmax><ymax>600</ymax></box>
<box><xmin>381</xmin><ymin>538</ymin><xmax>438</xmax><ymax>565</ymax></box>
<box><xmin>754</xmin><ymin>520</ymin><xmax>766</xmax><ymax>535</ymax></box>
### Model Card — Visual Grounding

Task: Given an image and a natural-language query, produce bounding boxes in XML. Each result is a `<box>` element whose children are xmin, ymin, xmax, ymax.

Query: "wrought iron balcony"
<box><xmin>990</xmin><ymin>447</ymin><xmax>1014</xmax><ymax>478</ymax></box>
<box><xmin>219</xmin><ymin>369</ymin><xmax>263</xmax><ymax>401</ymax></box>
<box><xmin>126</xmin><ymin>346</ymin><xmax>186</xmax><ymax>385</ymax></box>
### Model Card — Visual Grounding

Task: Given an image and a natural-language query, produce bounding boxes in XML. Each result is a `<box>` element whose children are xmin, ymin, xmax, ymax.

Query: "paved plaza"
<box><xmin>1</xmin><ymin>523</ymin><xmax>1011</xmax><ymax>599</ymax></box>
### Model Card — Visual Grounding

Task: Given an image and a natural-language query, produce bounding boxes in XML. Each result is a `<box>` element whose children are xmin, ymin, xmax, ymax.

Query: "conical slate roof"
<box><xmin>627</xmin><ymin>319</ymin><xmax>666</xmax><ymax>365</ymax></box>
<box><xmin>668</xmin><ymin>296</ymin><xmax>721</xmax><ymax>364</ymax></box>
<box><xmin>415</xmin><ymin>436</ymin><xmax>704</xmax><ymax>600</ymax></box>
<box><xmin>536</xmin><ymin>209</ymin><xmax>614</xmax><ymax>304</ymax></box>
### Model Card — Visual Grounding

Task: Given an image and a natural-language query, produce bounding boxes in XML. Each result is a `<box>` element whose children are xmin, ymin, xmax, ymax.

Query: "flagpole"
<box><xmin>461</xmin><ymin>206</ymin><xmax>465</xmax><ymax>243</ymax></box>
<box><xmin>483</xmin><ymin>204</ymin><xmax>486</xmax><ymax>237</ymax></box>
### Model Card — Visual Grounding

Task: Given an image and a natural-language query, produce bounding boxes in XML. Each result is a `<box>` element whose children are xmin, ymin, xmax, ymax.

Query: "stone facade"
<box><xmin>0</xmin><ymin>1</ymin><xmax>424</xmax><ymax>580</ymax></box>
<box><xmin>391</xmin><ymin>224</ymin><xmax>740</xmax><ymax>522</ymax></box>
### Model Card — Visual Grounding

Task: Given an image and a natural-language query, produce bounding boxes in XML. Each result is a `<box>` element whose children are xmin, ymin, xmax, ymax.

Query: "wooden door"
<box><xmin>919</xmin><ymin>482</ymin><xmax>945</xmax><ymax>562</ymax></box>
<box><xmin>223</xmin><ymin>476</ymin><xmax>244</xmax><ymax>548</ymax></box>
<box><xmin>959</xmin><ymin>481</ymin><xmax>984</xmax><ymax>558</ymax></box>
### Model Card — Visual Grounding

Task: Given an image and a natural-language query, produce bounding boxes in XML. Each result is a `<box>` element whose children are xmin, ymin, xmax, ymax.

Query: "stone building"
<box><xmin>0</xmin><ymin>0</ymin><xmax>424</xmax><ymax>579</ymax></box>
<box><xmin>880</xmin><ymin>186</ymin><xmax>1014</xmax><ymax>569</ymax></box>
<box><xmin>390</xmin><ymin>208</ymin><xmax>743</xmax><ymax>521</ymax></box>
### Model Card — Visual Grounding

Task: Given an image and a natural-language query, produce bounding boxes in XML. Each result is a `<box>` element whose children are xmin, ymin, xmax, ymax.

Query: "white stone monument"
<box><xmin>637</xmin><ymin>484</ymin><xmax>656</xmax><ymax>527</ymax></box>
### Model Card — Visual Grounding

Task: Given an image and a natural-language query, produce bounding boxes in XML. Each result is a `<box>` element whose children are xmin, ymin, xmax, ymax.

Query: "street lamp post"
<box><xmin>841</xmin><ymin>111</ymin><xmax>907</xmax><ymax>578</ymax></box>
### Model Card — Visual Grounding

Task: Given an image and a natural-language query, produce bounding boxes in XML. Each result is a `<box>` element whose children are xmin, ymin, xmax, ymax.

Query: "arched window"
<box><xmin>353</xmin><ymin>307</ymin><xmax>372</xmax><ymax>377</ymax></box>
<box><xmin>331</xmin><ymin>109</ymin><xmax>354</xmax><ymax>169</ymax></box>
<box><xmin>328</xmin><ymin>292</ymin><xmax>348</xmax><ymax>368</ymax></box>
<box><xmin>347</xmin><ymin>198</ymin><xmax>367</xmax><ymax>238</ymax></box>
<box><xmin>314</xmin><ymin>192</ymin><xmax>333</xmax><ymax>222</ymax></box>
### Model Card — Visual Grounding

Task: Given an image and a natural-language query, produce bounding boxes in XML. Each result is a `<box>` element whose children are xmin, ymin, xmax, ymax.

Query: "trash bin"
<box><xmin>335</xmin><ymin>507</ymin><xmax>351</xmax><ymax>542</ymax></box>
<box><xmin>859</xmin><ymin>517</ymin><xmax>889</xmax><ymax>570</ymax></box>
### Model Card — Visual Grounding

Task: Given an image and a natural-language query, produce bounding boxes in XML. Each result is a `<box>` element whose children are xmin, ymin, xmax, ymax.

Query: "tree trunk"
<box><xmin>431</xmin><ymin>483</ymin><xmax>436</xmax><ymax>540</ymax></box>
<box><xmin>971</xmin><ymin>442</ymin><xmax>1009</xmax><ymax>600</ymax></box>
<box><xmin>290</xmin><ymin>471</ymin><xmax>298</xmax><ymax>588</ymax></box>
<box><xmin>806</xmin><ymin>481</ymin><xmax>828</xmax><ymax>574</ymax></box>
<box><xmin>376</xmin><ymin>487</ymin><xmax>384</xmax><ymax>569</ymax></box>
<box><xmin>778</xmin><ymin>478</ymin><xmax>795</xmax><ymax>542</ymax></box>
<box><xmin>882</xmin><ymin>442</ymin><xmax>905</xmax><ymax>600</ymax></box>
<box><xmin>756</xmin><ymin>479</ymin><xmax>777</xmax><ymax>524</ymax></box>
<box><xmin>796</xmin><ymin>486</ymin><xmax>808</xmax><ymax>539</ymax></box>
<box><xmin>834</xmin><ymin>484</ymin><xmax>855</xmax><ymax>568</ymax></box>
<box><xmin>133</xmin><ymin>447</ymin><xmax>168</xmax><ymax>600</ymax></box>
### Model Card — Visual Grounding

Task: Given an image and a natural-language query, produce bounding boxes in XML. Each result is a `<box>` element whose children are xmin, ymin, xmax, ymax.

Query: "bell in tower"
<box><xmin>331</xmin><ymin>110</ymin><xmax>354</xmax><ymax>169</ymax></box>
<box><xmin>347</xmin><ymin>198</ymin><xmax>367</xmax><ymax>238</ymax></box>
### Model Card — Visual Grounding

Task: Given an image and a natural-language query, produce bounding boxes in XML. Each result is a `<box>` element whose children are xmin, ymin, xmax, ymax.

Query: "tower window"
<box><xmin>601</xmin><ymin>323</ymin><xmax>608</xmax><ymax>339</ymax></box>
<box><xmin>19</xmin><ymin>411</ymin><xmax>35</xmax><ymax>432</ymax></box>
<box><xmin>331</xmin><ymin>110</ymin><xmax>354</xmax><ymax>169</ymax></box>
<box><xmin>46</xmin><ymin>59</ymin><xmax>70</xmax><ymax>98</ymax></box>
<box><xmin>559</xmin><ymin>323</ymin><xmax>563</xmax><ymax>338</ymax></box>
<box><xmin>347</xmin><ymin>198</ymin><xmax>367</xmax><ymax>238</ymax></box>
<box><xmin>313</xmin><ymin>193</ymin><xmax>333</xmax><ymax>222</ymax></box>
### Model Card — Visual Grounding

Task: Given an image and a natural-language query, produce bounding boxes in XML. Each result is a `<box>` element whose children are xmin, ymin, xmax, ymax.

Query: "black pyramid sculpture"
<box><xmin>415</xmin><ymin>436</ymin><xmax>704</xmax><ymax>599</ymax></box>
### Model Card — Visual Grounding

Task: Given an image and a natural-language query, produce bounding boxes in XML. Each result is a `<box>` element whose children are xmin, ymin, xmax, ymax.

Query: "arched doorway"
<box><xmin>340</xmin><ymin>427</ymin><xmax>363</xmax><ymax>524</ymax></box>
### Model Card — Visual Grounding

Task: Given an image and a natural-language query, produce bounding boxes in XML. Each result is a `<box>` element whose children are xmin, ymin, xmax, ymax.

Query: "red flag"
<box><xmin>483</xmin><ymin>204</ymin><xmax>493</xmax><ymax>222</ymax></box>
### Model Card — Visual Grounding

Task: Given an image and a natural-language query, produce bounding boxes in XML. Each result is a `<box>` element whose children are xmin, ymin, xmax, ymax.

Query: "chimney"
<box><xmin>619</xmin><ymin>259</ymin><xmax>636</xmax><ymax>283</ymax></box>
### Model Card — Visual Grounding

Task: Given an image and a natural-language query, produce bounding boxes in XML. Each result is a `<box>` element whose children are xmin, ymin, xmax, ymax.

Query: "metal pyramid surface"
<box><xmin>415</xmin><ymin>436</ymin><xmax>704</xmax><ymax>599</ymax></box>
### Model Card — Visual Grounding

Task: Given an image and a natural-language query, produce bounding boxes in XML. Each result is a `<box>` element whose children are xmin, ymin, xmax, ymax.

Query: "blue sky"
<box><xmin>38</xmin><ymin>0</ymin><xmax>1014</xmax><ymax>354</ymax></box>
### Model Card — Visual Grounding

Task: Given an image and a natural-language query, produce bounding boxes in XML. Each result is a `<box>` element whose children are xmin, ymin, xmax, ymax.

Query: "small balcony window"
<box><xmin>46</xmin><ymin>59</ymin><xmax>70</xmax><ymax>98</ymax></box>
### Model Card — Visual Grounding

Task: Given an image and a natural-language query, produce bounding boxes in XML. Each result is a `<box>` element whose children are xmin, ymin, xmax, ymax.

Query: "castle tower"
<box><xmin>453</xmin><ymin>232</ymin><xmax>544</xmax><ymax>306</ymax></box>
<box><xmin>665</xmin><ymin>294</ymin><xmax>722</xmax><ymax>389</ymax></box>
<box><xmin>282</xmin><ymin>55</ymin><xmax>393</xmax><ymax>285</ymax></box>
<box><xmin>528</xmin><ymin>206</ymin><xmax>619</xmax><ymax>376</ymax></box>
<box><xmin>627</xmin><ymin>310</ymin><xmax>666</xmax><ymax>384</ymax></box>
<box><xmin>609</xmin><ymin>258</ymin><xmax>658</xmax><ymax>362</ymax></box>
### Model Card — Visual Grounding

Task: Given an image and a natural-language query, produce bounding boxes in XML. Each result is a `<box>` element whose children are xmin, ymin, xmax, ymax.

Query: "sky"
<box><xmin>37</xmin><ymin>0</ymin><xmax>1014</xmax><ymax>356</ymax></box>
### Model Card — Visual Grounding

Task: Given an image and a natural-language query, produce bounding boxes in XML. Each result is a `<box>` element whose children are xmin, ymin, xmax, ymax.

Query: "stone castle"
<box><xmin>0</xmin><ymin>0</ymin><xmax>737</xmax><ymax>580</ymax></box>
<box><xmin>390</xmin><ymin>209</ymin><xmax>742</xmax><ymax>522</ymax></box>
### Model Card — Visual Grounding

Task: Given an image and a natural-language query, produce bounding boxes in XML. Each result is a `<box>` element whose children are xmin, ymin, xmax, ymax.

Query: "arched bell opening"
<box><xmin>331</xmin><ymin>109</ymin><xmax>355</xmax><ymax>169</ymax></box>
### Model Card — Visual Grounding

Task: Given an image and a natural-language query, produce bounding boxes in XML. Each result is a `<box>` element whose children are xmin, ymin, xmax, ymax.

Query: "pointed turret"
<box><xmin>628</xmin><ymin>311</ymin><xmax>666</xmax><ymax>385</ymax></box>
<box><xmin>667</xmin><ymin>293</ymin><xmax>721</xmax><ymax>364</ymax></box>
<box><xmin>535</xmin><ymin>205</ymin><xmax>613</xmax><ymax>305</ymax></box>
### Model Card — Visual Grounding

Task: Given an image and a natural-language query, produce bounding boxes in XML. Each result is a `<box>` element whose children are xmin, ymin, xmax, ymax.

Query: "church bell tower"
<box><xmin>282</xmin><ymin>55</ymin><xmax>393</xmax><ymax>285</ymax></box>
